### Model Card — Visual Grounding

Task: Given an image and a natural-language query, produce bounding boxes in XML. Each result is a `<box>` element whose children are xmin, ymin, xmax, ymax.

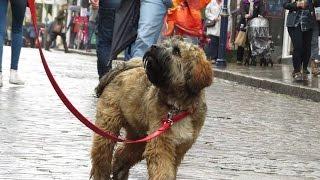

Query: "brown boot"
<box><xmin>311</xmin><ymin>59</ymin><xmax>319</xmax><ymax>76</ymax></box>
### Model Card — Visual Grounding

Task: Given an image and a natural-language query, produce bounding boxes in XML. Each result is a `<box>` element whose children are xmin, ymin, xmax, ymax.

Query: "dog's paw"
<box><xmin>90</xmin><ymin>168</ymin><xmax>111</xmax><ymax>180</ymax></box>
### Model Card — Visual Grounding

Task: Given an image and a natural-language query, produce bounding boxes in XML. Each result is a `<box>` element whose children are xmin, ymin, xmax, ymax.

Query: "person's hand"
<box><xmin>90</xmin><ymin>0</ymin><xmax>99</xmax><ymax>9</ymax></box>
<box><xmin>297</xmin><ymin>1</ymin><xmax>308</xmax><ymax>9</ymax></box>
<box><xmin>245</xmin><ymin>14</ymin><xmax>252</xmax><ymax>19</ymax></box>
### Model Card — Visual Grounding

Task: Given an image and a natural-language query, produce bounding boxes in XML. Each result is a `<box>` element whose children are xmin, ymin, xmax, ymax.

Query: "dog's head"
<box><xmin>143</xmin><ymin>38</ymin><xmax>213</xmax><ymax>97</ymax></box>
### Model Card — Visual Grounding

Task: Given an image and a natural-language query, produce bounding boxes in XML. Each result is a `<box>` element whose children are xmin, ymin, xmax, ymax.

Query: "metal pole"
<box><xmin>216</xmin><ymin>0</ymin><xmax>229</xmax><ymax>67</ymax></box>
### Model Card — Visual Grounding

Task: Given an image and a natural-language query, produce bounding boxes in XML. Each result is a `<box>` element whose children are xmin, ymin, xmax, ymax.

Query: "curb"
<box><xmin>213</xmin><ymin>68</ymin><xmax>320</xmax><ymax>102</ymax></box>
<box><xmin>68</xmin><ymin>49</ymin><xmax>97</xmax><ymax>56</ymax></box>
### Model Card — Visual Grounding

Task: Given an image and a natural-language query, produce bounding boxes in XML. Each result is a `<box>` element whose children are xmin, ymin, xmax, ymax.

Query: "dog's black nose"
<box><xmin>150</xmin><ymin>45</ymin><xmax>158</xmax><ymax>50</ymax></box>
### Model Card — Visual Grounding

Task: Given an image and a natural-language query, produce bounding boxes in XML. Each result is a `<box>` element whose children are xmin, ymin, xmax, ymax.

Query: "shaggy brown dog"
<box><xmin>90</xmin><ymin>38</ymin><xmax>213</xmax><ymax>180</ymax></box>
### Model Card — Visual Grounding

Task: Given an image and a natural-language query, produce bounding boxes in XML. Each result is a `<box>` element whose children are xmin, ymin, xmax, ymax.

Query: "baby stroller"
<box><xmin>246</xmin><ymin>17</ymin><xmax>274</xmax><ymax>67</ymax></box>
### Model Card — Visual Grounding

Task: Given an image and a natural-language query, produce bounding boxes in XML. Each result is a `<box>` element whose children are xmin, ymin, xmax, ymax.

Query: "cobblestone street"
<box><xmin>0</xmin><ymin>47</ymin><xmax>320</xmax><ymax>180</ymax></box>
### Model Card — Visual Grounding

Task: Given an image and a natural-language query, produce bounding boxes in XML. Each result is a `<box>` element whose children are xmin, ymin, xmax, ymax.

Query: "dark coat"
<box><xmin>110</xmin><ymin>0</ymin><xmax>140</xmax><ymax>60</ymax></box>
<box><xmin>283</xmin><ymin>0</ymin><xmax>314</xmax><ymax>30</ymax></box>
<box><xmin>239</xmin><ymin>0</ymin><xmax>265</xmax><ymax>28</ymax></box>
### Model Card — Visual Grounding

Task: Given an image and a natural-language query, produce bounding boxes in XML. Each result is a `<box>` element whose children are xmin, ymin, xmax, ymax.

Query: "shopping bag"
<box><xmin>234</xmin><ymin>30</ymin><xmax>246</xmax><ymax>47</ymax></box>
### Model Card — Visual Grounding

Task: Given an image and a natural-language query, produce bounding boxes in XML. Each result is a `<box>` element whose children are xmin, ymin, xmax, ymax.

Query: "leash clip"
<box><xmin>165</xmin><ymin>111</ymin><xmax>174</xmax><ymax>126</ymax></box>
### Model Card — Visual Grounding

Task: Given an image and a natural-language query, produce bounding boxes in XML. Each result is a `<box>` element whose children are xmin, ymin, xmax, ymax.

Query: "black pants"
<box><xmin>46</xmin><ymin>32</ymin><xmax>68</xmax><ymax>52</ymax></box>
<box><xmin>205</xmin><ymin>35</ymin><xmax>219</xmax><ymax>60</ymax></box>
<box><xmin>288</xmin><ymin>27</ymin><xmax>312</xmax><ymax>72</ymax></box>
<box><xmin>96</xmin><ymin>0</ymin><xmax>121</xmax><ymax>79</ymax></box>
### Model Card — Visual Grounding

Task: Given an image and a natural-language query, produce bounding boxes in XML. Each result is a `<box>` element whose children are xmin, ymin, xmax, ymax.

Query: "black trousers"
<box><xmin>205</xmin><ymin>35</ymin><xmax>219</xmax><ymax>60</ymax></box>
<box><xmin>288</xmin><ymin>27</ymin><xmax>313</xmax><ymax>72</ymax></box>
<box><xmin>46</xmin><ymin>32</ymin><xmax>68</xmax><ymax>52</ymax></box>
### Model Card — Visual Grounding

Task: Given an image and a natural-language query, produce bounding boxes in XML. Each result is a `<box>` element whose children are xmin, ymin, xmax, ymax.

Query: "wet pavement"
<box><xmin>217</xmin><ymin>63</ymin><xmax>320</xmax><ymax>89</ymax></box>
<box><xmin>0</xmin><ymin>47</ymin><xmax>320</xmax><ymax>180</ymax></box>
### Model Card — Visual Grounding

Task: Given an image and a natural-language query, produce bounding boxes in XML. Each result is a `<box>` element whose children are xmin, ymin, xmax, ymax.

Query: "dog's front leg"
<box><xmin>145</xmin><ymin>136</ymin><xmax>177</xmax><ymax>180</ymax></box>
<box><xmin>90</xmin><ymin>105</ymin><xmax>123</xmax><ymax>180</ymax></box>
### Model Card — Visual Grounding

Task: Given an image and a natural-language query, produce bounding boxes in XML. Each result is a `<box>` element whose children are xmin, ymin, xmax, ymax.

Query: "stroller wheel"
<box><xmin>260</xmin><ymin>58</ymin><xmax>267</xmax><ymax>66</ymax></box>
<box><xmin>251</xmin><ymin>58</ymin><xmax>257</xmax><ymax>66</ymax></box>
<box><xmin>277</xmin><ymin>57</ymin><xmax>282</xmax><ymax>64</ymax></box>
<box><xmin>269</xmin><ymin>59</ymin><xmax>274</xmax><ymax>67</ymax></box>
<box><xmin>244</xmin><ymin>58</ymin><xmax>250</xmax><ymax>66</ymax></box>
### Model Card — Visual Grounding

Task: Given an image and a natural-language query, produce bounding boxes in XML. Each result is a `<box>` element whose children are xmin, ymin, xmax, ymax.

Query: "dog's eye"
<box><xmin>172</xmin><ymin>46</ymin><xmax>181</xmax><ymax>57</ymax></box>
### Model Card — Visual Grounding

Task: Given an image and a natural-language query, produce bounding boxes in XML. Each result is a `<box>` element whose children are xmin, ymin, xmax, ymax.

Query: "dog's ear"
<box><xmin>187</xmin><ymin>58</ymin><xmax>213</xmax><ymax>95</ymax></box>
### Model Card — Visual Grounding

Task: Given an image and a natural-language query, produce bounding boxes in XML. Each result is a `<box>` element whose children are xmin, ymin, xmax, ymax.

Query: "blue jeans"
<box><xmin>0</xmin><ymin>0</ymin><xmax>27</xmax><ymax>72</ymax></box>
<box><xmin>96</xmin><ymin>0</ymin><xmax>120</xmax><ymax>79</ymax></box>
<box><xmin>131</xmin><ymin>0</ymin><xmax>172</xmax><ymax>58</ymax></box>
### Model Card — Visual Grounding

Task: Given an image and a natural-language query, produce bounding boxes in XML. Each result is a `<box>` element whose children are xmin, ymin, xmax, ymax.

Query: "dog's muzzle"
<box><xmin>142</xmin><ymin>45</ymin><xmax>172</xmax><ymax>88</ymax></box>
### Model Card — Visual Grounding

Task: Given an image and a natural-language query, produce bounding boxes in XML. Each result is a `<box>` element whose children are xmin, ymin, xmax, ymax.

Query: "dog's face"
<box><xmin>143</xmin><ymin>38</ymin><xmax>213</xmax><ymax>96</ymax></box>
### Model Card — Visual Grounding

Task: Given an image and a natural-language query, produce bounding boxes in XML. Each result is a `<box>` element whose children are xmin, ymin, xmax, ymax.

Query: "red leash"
<box><xmin>27</xmin><ymin>0</ymin><xmax>190</xmax><ymax>143</ymax></box>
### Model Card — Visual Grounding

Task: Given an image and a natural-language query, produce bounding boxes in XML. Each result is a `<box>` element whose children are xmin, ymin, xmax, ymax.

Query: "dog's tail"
<box><xmin>95</xmin><ymin>60</ymin><xmax>142</xmax><ymax>98</ymax></box>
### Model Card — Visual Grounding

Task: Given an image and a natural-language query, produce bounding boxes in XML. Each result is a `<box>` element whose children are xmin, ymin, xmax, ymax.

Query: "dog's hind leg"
<box><xmin>90</xmin><ymin>105</ymin><xmax>123</xmax><ymax>180</ymax></box>
<box><xmin>112</xmin><ymin>132</ymin><xmax>146</xmax><ymax>180</ymax></box>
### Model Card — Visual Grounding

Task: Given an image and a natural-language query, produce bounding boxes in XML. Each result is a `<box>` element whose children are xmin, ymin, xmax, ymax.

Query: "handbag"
<box><xmin>286</xmin><ymin>12</ymin><xmax>298</xmax><ymax>27</ymax></box>
<box><xmin>52</xmin><ymin>21</ymin><xmax>62</xmax><ymax>33</ymax></box>
<box><xmin>205</xmin><ymin>19</ymin><xmax>216</xmax><ymax>28</ymax></box>
<box><xmin>234</xmin><ymin>30</ymin><xmax>247</xmax><ymax>47</ymax></box>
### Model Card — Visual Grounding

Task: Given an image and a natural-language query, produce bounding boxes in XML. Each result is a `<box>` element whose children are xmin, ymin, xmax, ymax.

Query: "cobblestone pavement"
<box><xmin>0</xmin><ymin>47</ymin><xmax>320</xmax><ymax>180</ymax></box>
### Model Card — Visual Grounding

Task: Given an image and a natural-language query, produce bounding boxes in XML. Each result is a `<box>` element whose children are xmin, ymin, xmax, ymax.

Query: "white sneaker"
<box><xmin>0</xmin><ymin>72</ymin><xmax>3</xmax><ymax>87</ymax></box>
<box><xmin>9</xmin><ymin>69</ymin><xmax>25</xmax><ymax>85</ymax></box>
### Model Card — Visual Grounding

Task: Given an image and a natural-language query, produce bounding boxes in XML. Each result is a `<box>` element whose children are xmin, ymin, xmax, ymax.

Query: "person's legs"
<box><xmin>86</xmin><ymin>21</ymin><xmax>95</xmax><ymax>50</ymax></box>
<box><xmin>95</xmin><ymin>0</ymin><xmax>121</xmax><ymax>79</ymax></box>
<box><xmin>96</xmin><ymin>7</ymin><xmax>115</xmax><ymax>79</ymax></box>
<box><xmin>132</xmin><ymin>0</ymin><xmax>172</xmax><ymax>58</ymax></box>
<box><xmin>0</xmin><ymin>0</ymin><xmax>8</xmax><ymax>73</ymax></box>
<box><xmin>0</xmin><ymin>0</ymin><xmax>8</xmax><ymax>87</ymax></box>
<box><xmin>237</xmin><ymin>46</ymin><xmax>244</xmax><ymax>64</ymax></box>
<box><xmin>302</xmin><ymin>29</ymin><xmax>313</xmax><ymax>72</ymax></box>
<box><xmin>10</xmin><ymin>0</ymin><xmax>27</xmax><ymax>71</ymax></box>
<box><xmin>310</xmin><ymin>22</ymin><xmax>320</xmax><ymax>75</ymax></box>
<box><xmin>205</xmin><ymin>35</ymin><xmax>219</xmax><ymax>61</ymax></box>
<box><xmin>288</xmin><ymin>27</ymin><xmax>303</xmax><ymax>73</ymax></box>
<box><xmin>46</xmin><ymin>33</ymin><xmax>58</xmax><ymax>50</ymax></box>
<box><xmin>60</xmin><ymin>33</ymin><xmax>69</xmax><ymax>53</ymax></box>
<box><xmin>310</xmin><ymin>22</ymin><xmax>319</xmax><ymax>61</ymax></box>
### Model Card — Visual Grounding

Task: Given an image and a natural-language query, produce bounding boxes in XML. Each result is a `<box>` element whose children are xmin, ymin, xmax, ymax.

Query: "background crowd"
<box><xmin>1</xmin><ymin>0</ymin><xmax>320</xmax><ymax>87</ymax></box>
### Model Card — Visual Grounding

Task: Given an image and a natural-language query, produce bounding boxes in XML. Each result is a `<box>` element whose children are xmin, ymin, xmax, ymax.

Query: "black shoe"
<box><xmin>303</xmin><ymin>68</ymin><xmax>310</xmax><ymax>75</ymax></box>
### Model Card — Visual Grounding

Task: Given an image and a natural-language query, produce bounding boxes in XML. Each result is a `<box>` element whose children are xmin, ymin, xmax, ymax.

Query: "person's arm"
<box><xmin>90</xmin><ymin>0</ymin><xmax>99</xmax><ymax>9</ymax></box>
<box><xmin>239</xmin><ymin>0</ymin><xmax>246</xmax><ymax>19</ymax></box>
<box><xmin>283</xmin><ymin>0</ymin><xmax>306</xmax><ymax>11</ymax></box>
<box><xmin>205</xmin><ymin>3</ymin><xmax>219</xmax><ymax>21</ymax></box>
<box><xmin>258</xmin><ymin>0</ymin><xmax>266</xmax><ymax>16</ymax></box>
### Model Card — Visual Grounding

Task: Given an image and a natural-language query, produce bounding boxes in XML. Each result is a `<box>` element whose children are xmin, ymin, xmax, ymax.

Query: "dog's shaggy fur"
<box><xmin>91</xmin><ymin>38</ymin><xmax>213</xmax><ymax>180</ymax></box>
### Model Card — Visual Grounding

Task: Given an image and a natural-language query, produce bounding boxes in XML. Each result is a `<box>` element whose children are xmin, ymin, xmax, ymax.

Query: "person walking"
<box><xmin>205</xmin><ymin>0</ymin><xmax>231</xmax><ymax>63</ymax></box>
<box><xmin>45</xmin><ymin>10</ymin><xmax>69</xmax><ymax>53</ymax></box>
<box><xmin>283</xmin><ymin>0</ymin><xmax>314</xmax><ymax>80</ymax></box>
<box><xmin>205</xmin><ymin>0</ymin><xmax>223</xmax><ymax>63</ymax></box>
<box><xmin>311</xmin><ymin>2</ymin><xmax>320</xmax><ymax>75</ymax></box>
<box><xmin>27</xmin><ymin>22</ymin><xmax>37</xmax><ymax>48</ymax></box>
<box><xmin>85</xmin><ymin>4</ymin><xmax>98</xmax><ymax>52</ymax></box>
<box><xmin>236</xmin><ymin>0</ymin><xmax>265</xmax><ymax>65</ymax></box>
<box><xmin>130</xmin><ymin>0</ymin><xmax>173</xmax><ymax>58</ymax></box>
<box><xmin>0</xmin><ymin>0</ymin><xmax>27</xmax><ymax>87</ymax></box>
